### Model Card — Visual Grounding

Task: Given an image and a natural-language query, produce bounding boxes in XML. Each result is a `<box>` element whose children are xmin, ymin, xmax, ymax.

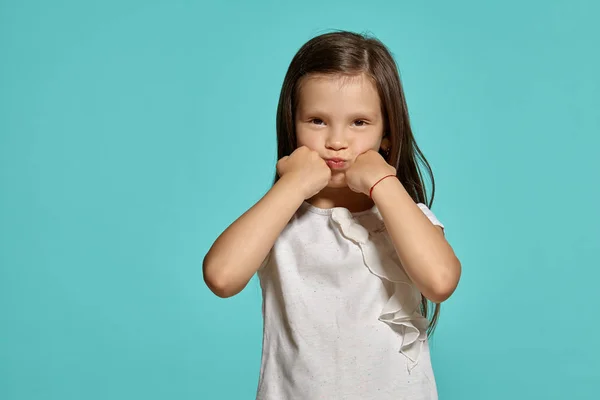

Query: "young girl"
<box><xmin>203</xmin><ymin>31</ymin><xmax>461</xmax><ymax>400</ymax></box>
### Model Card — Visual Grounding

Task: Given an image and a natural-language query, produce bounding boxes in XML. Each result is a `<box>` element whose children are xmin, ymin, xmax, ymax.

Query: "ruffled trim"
<box><xmin>330</xmin><ymin>207</ymin><xmax>429</xmax><ymax>372</ymax></box>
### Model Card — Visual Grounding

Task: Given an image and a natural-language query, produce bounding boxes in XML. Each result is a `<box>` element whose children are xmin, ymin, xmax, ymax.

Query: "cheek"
<box><xmin>295</xmin><ymin>130</ymin><xmax>320</xmax><ymax>149</ymax></box>
<box><xmin>352</xmin><ymin>136</ymin><xmax>383</xmax><ymax>154</ymax></box>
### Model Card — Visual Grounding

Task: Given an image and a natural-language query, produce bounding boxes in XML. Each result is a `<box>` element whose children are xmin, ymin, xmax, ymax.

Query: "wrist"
<box><xmin>276</xmin><ymin>175</ymin><xmax>309</xmax><ymax>203</ymax></box>
<box><xmin>369</xmin><ymin>174</ymin><xmax>398</xmax><ymax>199</ymax></box>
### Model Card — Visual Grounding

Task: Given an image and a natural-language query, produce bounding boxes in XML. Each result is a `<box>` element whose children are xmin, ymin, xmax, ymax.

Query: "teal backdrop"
<box><xmin>1</xmin><ymin>0</ymin><xmax>598</xmax><ymax>399</ymax></box>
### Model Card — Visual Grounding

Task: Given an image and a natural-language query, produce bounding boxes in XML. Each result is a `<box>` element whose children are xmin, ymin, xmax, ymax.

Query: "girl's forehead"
<box><xmin>296</xmin><ymin>73</ymin><xmax>381</xmax><ymax>111</ymax></box>
<box><xmin>298</xmin><ymin>72</ymin><xmax>375</xmax><ymax>90</ymax></box>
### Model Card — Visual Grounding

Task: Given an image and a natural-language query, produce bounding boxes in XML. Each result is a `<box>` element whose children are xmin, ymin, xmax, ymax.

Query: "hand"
<box><xmin>345</xmin><ymin>150</ymin><xmax>396</xmax><ymax>195</ymax></box>
<box><xmin>276</xmin><ymin>146</ymin><xmax>332</xmax><ymax>199</ymax></box>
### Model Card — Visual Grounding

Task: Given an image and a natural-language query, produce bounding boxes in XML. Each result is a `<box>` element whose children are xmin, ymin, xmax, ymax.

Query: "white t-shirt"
<box><xmin>256</xmin><ymin>201</ymin><xmax>444</xmax><ymax>400</ymax></box>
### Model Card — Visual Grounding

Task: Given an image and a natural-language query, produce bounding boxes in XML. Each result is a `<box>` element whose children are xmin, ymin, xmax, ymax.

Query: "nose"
<box><xmin>325</xmin><ymin>126</ymin><xmax>348</xmax><ymax>152</ymax></box>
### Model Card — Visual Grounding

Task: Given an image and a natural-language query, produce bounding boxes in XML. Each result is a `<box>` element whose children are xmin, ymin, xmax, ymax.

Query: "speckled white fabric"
<box><xmin>256</xmin><ymin>202</ymin><xmax>444</xmax><ymax>400</ymax></box>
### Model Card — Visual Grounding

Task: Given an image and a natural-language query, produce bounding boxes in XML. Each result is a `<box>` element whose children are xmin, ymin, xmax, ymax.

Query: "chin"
<box><xmin>327</xmin><ymin>174</ymin><xmax>348</xmax><ymax>189</ymax></box>
<box><xmin>326</xmin><ymin>182</ymin><xmax>347</xmax><ymax>189</ymax></box>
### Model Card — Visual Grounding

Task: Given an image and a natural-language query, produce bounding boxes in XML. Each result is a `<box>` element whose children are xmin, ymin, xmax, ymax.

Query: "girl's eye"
<box><xmin>311</xmin><ymin>118</ymin><xmax>325</xmax><ymax>125</ymax></box>
<box><xmin>354</xmin><ymin>120</ymin><xmax>367</xmax><ymax>127</ymax></box>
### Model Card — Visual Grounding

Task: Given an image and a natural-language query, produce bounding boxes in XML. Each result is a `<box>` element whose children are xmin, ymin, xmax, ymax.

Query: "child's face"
<box><xmin>295</xmin><ymin>73</ymin><xmax>385</xmax><ymax>189</ymax></box>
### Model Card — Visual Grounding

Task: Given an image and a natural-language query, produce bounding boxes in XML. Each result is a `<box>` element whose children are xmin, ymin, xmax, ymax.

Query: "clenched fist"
<box><xmin>345</xmin><ymin>150</ymin><xmax>396</xmax><ymax>195</ymax></box>
<box><xmin>277</xmin><ymin>146</ymin><xmax>332</xmax><ymax>200</ymax></box>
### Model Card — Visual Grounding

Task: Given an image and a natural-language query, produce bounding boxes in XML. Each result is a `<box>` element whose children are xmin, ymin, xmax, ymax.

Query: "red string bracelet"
<box><xmin>369</xmin><ymin>174</ymin><xmax>397</xmax><ymax>199</ymax></box>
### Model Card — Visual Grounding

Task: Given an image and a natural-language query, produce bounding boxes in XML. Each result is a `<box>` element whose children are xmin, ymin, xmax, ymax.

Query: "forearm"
<box><xmin>371</xmin><ymin>178</ymin><xmax>461</xmax><ymax>303</ymax></box>
<box><xmin>203</xmin><ymin>177</ymin><xmax>304</xmax><ymax>297</ymax></box>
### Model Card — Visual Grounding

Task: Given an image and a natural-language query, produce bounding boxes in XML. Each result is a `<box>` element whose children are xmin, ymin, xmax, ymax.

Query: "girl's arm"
<box><xmin>203</xmin><ymin>146</ymin><xmax>331</xmax><ymax>298</ymax></box>
<box><xmin>203</xmin><ymin>177</ymin><xmax>304</xmax><ymax>298</ymax></box>
<box><xmin>371</xmin><ymin>178</ymin><xmax>462</xmax><ymax>303</ymax></box>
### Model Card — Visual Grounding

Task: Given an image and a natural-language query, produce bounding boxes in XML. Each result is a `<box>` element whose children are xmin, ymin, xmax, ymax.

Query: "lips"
<box><xmin>325</xmin><ymin>158</ymin><xmax>347</xmax><ymax>169</ymax></box>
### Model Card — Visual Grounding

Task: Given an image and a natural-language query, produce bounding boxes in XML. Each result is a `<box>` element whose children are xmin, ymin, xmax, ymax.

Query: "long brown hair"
<box><xmin>274</xmin><ymin>30</ymin><xmax>440</xmax><ymax>336</ymax></box>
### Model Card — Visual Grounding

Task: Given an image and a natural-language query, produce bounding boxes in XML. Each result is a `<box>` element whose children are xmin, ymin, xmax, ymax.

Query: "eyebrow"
<box><xmin>298</xmin><ymin>109</ymin><xmax>378</xmax><ymax>120</ymax></box>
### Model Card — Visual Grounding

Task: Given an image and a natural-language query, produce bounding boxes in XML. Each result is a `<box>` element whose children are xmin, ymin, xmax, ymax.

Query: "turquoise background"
<box><xmin>1</xmin><ymin>0</ymin><xmax>598</xmax><ymax>399</ymax></box>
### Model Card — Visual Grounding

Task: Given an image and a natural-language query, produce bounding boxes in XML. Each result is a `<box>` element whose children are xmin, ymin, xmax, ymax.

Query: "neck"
<box><xmin>307</xmin><ymin>187</ymin><xmax>374</xmax><ymax>213</ymax></box>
